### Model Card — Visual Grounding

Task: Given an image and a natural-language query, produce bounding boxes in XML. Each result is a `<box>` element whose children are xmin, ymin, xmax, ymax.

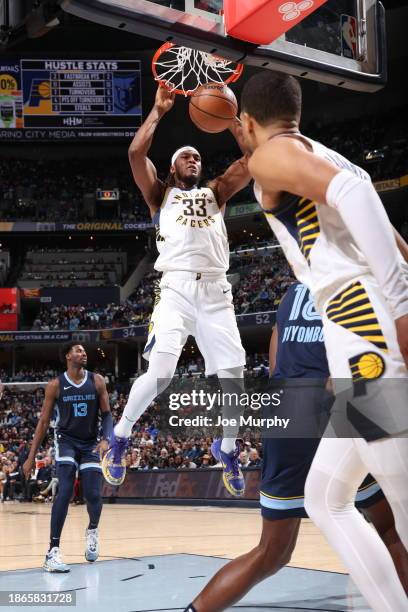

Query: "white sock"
<box><xmin>218</xmin><ymin>366</ymin><xmax>245</xmax><ymax>455</ymax></box>
<box><xmin>220</xmin><ymin>438</ymin><xmax>236</xmax><ymax>454</ymax></box>
<box><xmin>114</xmin><ymin>351</ymin><xmax>179</xmax><ymax>439</ymax></box>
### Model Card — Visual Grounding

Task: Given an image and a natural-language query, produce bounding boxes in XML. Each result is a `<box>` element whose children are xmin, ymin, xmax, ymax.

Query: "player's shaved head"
<box><xmin>241</xmin><ymin>71</ymin><xmax>302</xmax><ymax>125</ymax></box>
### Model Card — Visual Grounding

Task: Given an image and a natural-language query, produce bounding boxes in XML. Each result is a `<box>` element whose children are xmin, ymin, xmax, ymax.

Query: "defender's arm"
<box><xmin>23</xmin><ymin>378</ymin><xmax>59</xmax><ymax>479</ymax></box>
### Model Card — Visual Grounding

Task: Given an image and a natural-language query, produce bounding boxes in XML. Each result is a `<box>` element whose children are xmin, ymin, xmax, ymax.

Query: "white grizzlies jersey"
<box><xmin>254</xmin><ymin>134</ymin><xmax>405</xmax><ymax>311</ymax></box>
<box><xmin>153</xmin><ymin>186</ymin><xmax>229</xmax><ymax>274</ymax></box>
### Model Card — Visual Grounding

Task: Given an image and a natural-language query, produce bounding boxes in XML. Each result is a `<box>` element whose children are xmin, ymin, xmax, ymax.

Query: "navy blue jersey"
<box><xmin>55</xmin><ymin>371</ymin><xmax>100</xmax><ymax>442</ymax></box>
<box><xmin>273</xmin><ymin>283</ymin><xmax>330</xmax><ymax>378</ymax></box>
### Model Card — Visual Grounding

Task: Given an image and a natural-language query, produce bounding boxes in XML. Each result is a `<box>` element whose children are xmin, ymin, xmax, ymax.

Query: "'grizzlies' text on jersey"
<box><xmin>55</xmin><ymin>371</ymin><xmax>100</xmax><ymax>441</ymax></box>
<box><xmin>273</xmin><ymin>282</ymin><xmax>330</xmax><ymax>378</ymax></box>
<box><xmin>153</xmin><ymin>186</ymin><xmax>229</xmax><ymax>274</ymax></box>
<box><xmin>254</xmin><ymin>134</ymin><xmax>407</xmax><ymax>312</ymax></box>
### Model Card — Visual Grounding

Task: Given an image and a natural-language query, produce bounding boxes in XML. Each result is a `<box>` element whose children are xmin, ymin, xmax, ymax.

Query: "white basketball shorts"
<box><xmin>321</xmin><ymin>275</ymin><xmax>407</xmax><ymax>439</ymax></box>
<box><xmin>143</xmin><ymin>271</ymin><xmax>246</xmax><ymax>375</ymax></box>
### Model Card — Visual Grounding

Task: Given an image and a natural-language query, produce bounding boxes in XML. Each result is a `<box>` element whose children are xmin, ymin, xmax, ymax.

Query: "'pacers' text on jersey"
<box><xmin>153</xmin><ymin>186</ymin><xmax>229</xmax><ymax>273</ymax></box>
<box><xmin>55</xmin><ymin>371</ymin><xmax>100</xmax><ymax>441</ymax></box>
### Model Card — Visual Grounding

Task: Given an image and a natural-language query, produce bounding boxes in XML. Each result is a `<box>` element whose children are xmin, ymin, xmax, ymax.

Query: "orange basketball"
<box><xmin>189</xmin><ymin>83</ymin><xmax>237</xmax><ymax>133</ymax></box>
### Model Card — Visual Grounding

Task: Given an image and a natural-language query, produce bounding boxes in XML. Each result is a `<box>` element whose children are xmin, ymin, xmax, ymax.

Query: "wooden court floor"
<box><xmin>0</xmin><ymin>502</ymin><xmax>347</xmax><ymax>573</ymax></box>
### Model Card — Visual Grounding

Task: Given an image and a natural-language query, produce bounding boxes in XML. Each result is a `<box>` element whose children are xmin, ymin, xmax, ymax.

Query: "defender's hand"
<box><xmin>23</xmin><ymin>458</ymin><xmax>34</xmax><ymax>481</ymax></box>
<box><xmin>94</xmin><ymin>439</ymin><xmax>109</xmax><ymax>461</ymax></box>
<box><xmin>154</xmin><ymin>85</ymin><xmax>176</xmax><ymax>115</ymax></box>
<box><xmin>395</xmin><ymin>314</ymin><xmax>408</xmax><ymax>369</ymax></box>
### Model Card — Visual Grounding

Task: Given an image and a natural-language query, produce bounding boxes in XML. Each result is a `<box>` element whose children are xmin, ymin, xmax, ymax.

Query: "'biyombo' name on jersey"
<box><xmin>282</xmin><ymin>325</ymin><xmax>324</xmax><ymax>343</ymax></box>
<box><xmin>62</xmin><ymin>393</ymin><xmax>96</xmax><ymax>402</ymax></box>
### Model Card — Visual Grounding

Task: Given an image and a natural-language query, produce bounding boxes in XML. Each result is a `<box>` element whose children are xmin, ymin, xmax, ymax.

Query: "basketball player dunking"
<box><xmin>186</xmin><ymin>283</ymin><xmax>408</xmax><ymax>611</ymax></box>
<box><xmin>103</xmin><ymin>85</ymin><xmax>250</xmax><ymax>496</ymax></box>
<box><xmin>234</xmin><ymin>71</ymin><xmax>408</xmax><ymax>610</ymax></box>
<box><xmin>23</xmin><ymin>343</ymin><xmax>113</xmax><ymax>572</ymax></box>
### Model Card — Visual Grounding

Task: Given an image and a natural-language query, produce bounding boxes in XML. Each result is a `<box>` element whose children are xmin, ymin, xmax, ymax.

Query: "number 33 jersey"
<box><xmin>55</xmin><ymin>371</ymin><xmax>100</xmax><ymax>441</ymax></box>
<box><xmin>153</xmin><ymin>186</ymin><xmax>229</xmax><ymax>274</ymax></box>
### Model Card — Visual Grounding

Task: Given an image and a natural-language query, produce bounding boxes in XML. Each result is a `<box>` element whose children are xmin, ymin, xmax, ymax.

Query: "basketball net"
<box><xmin>152</xmin><ymin>42</ymin><xmax>243</xmax><ymax>97</ymax></box>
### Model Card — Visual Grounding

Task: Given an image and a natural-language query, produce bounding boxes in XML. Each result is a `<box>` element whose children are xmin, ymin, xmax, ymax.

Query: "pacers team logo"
<box><xmin>278</xmin><ymin>1</ymin><xmax>314</xmax><ymax>21</ymax></box>
<box><xmin>349</xmin><ymin>351</ymin><xmax>385</xmax><ymax>382</ymax></box>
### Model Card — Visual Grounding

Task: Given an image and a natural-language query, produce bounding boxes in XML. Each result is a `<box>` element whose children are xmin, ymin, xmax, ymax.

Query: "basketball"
<box><xmin>189</xmin><ymin>83</ymin><xmax>237</xmax><ymax>133</ymax></box>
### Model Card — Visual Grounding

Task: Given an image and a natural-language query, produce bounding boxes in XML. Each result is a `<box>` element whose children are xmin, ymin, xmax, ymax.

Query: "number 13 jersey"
<box><xmin>153</xmin><ymin>186</ymin><xmax>229</xmax><ymax>274</ymax></box>
<box><xmin>55</xmin><ymin>371</ymin><xmax>100</xmax><ymax>442</ymax></box>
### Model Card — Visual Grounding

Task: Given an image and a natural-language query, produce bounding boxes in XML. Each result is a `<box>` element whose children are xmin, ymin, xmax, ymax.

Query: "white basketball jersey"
<box><xmin>154</xmin><ymin>185</ymin><xmax>229</xmax><ymax>273</ymax></box>
<box><xmin>255</xmin><ymin>135</ymin><xmax>405</xmax><ymax>311</ymax></box>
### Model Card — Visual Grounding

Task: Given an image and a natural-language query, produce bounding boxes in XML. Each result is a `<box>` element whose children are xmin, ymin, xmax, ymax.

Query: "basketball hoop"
<box><xmin>151</xmin><ymin>42</ymin><xmax>244</xmax><ymax>97</ymax></box>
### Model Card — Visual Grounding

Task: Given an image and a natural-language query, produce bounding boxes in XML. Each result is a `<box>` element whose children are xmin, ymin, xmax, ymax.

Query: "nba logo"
<box><xmin>341</xmin><ymin>14</ymin><xmax>358</xmax><ymax>59</ymax></box>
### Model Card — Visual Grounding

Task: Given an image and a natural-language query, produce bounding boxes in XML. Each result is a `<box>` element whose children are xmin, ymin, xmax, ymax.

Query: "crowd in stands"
<box><xmin>32</xmin><ymin>302</ymin><xmax>144</xmax><ymax>331</ymax></box>
<box><xmin>307</xmin><ymin>110</ymin><xmax>408</xmax><ymax>182</ymax></box>
<box><xmin>0</xmin><ymin>157</ymin><xmax>148</xmax><ymax>224</ymax></box>
<box><xmin>26</xmin><ymin>247</ymin><xmax>292</xmax><ymax>328</ymax></box>
<box><xmin>0</xmin><ymin>379</ymin><xmax>264</xmax><ymax>500</ymax></box>
<box><xmin>0</xmin><ymin>151</ymin><xmax>251</xmax><ymax>224</ymax></box>
<box><xmin>1</xmin><ymin>107</ymin><xmax>407</xmax><ymax>223</ymax></box>
<box><xmin>29</xmin><ymin>270</ymin><xmax>160</xmax><ymax>330</ymax></box>
<box><xmin>19</xmin><ymin>248</ymin><xmax>126</xmax><ymax>289</ymax></box>
<box><xmin>0</xmin><ymin>367</ymin><xmax>58</xmax><ymax>383</ymax></box>
<box><xmin>232</xmin><ymin>250</ymin><xmax>293</xmax><ymax>314</ymax></box>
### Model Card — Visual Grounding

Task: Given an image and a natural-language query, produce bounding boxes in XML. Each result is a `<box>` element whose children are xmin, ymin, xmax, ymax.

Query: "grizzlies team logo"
<box><xmin>349</xmin><ymin>351</ymin><xmax>385</xmax><ymax>382</ymax></box>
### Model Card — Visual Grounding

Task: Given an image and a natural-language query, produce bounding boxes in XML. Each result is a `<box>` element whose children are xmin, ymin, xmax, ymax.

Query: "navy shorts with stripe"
<box><xmin>54</xmin><ymin>432</ymin><xmax>102</xmax><ymax>474</ymax></box>
<box><xmin>260</xmin><ymin>382</ymin><xmax>384</xmax><ymax>520</ymax></box>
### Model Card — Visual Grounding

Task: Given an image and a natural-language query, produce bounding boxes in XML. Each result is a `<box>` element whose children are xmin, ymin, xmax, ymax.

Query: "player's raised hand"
<box><xmin>154</xmin><ymin>85</ymin><xmax>176</xmax><ymax>115</ymax></box>
<box><xmin>395</xmin><ymin>313</ymin><xmax>408</xmax><ymax>369</ymax></box>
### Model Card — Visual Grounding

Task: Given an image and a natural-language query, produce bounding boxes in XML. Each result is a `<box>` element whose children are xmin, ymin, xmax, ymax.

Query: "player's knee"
<box><xmin>254</xmin><ymin>541</ymin><xmax>293</xmax><ymax>577</ymax></box>
<box><xmin>85</xmin><ymin>488</ymin><xmax>101</xmax><ymax>505</ymax></box>
<box><xmin>56</xmin><ymin>480</ymin><xmax>74</xmax><ymax>504</ymax></box>
<box><xmin>146</xmin><ymin>363</ymin><xmax>177</xmax><ymax>393</ymax></box>
<box><xmin>304</xmin><ymin>469</ymin><xmax>328</xmax><ymax>524</ymax></box>
<box><xmin>82</xmin><ymin>472</ymin><xmax>102</xmax><ymax>503</ymax></box>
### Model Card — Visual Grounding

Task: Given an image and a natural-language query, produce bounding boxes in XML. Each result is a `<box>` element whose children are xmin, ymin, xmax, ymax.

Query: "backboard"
<box><xmin>60</xmin><ymin>0</ymin><xmax>386</xmax><ymax>92</ymax></box>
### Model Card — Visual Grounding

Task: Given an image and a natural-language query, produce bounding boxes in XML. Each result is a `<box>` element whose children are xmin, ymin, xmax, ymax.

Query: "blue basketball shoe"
<box><xmin>211</xmin><ymin>438</ymin><xmax>245</xmax><ymax>497</ymax></box>
<box><xmin>101</xmin><ymin>433</ymin><xmax>128</xmax><ymax>485</ymax></box>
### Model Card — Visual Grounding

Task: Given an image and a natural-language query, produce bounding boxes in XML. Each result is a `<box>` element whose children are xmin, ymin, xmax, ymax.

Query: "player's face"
<box><xmin>173</xmin><ymin>151</ymin><xmax>202</xmax><ymax>186</ymax></box>
<box><xmin>68</xmin><ymin>344</ymin><xmax>87</xmax><ymax>367</ymax></box>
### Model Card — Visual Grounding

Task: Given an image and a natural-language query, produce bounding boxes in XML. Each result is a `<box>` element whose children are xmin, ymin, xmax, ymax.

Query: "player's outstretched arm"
<box><xmin>208</xmin><ymin>154</ymin><xmax>251</xmax><ymax>208</ymax></box>
<box><xmin>128</xmin><ymin>86</ymin><xmax>175</xmax><ymax>214</ymax></box>
<box><xmin>93</xmin><ymin>374</ymin><xmax>113</xmax><ymax>459</ymax></box>
<box><xmin>22</xmin><ymin>378</ymin><xmax>59</xmax><ymax>480</ymax></box>
<box><xmin>250</xmin><ymin>137</ymin><xmax>408</xmax><ymax>365</ymax></box>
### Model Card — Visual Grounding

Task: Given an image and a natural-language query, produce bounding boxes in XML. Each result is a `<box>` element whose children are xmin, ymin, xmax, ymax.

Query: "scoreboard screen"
<box><xmin>0</xmin><ymin>58</ymin><xmax>142</xmax><ymax>140</ymax></box>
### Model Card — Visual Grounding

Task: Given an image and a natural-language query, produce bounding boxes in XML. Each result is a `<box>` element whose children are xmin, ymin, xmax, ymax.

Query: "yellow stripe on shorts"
<box><xmin>326</xmin><ymin>281</ymin><xmax>388</xmax><ymax>352</ymax></box>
